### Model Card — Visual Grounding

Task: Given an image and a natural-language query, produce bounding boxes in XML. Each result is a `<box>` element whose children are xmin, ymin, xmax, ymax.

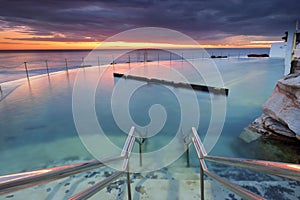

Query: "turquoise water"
<box><xmin>0</xmin><ymin>55</ymin><xmax>284</xmax><ymax>175</ymax></box>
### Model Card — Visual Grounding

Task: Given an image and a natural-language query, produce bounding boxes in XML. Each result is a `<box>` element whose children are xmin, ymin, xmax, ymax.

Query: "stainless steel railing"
<box><xmin>69</xmin><ymin>171</ymin><xmax>124</xmax><ymax>200</ymax></box>
<box><xmin>0</xmin><ymin>156</ymin><xmax>124</xmax><ymax>196</ymax></box>
<box><xmin>0</xmin><ymin>126</ymin><xmax>142</xmax><ymax>200</ymax></box>
<box><xmin>190</xmin><ymin>127</ymin><xmax>300</xmax><ymax>200</ymax></box>
<box><xmin>70</xmin><ymin>127</ymin><xmax>137</xmax><ymax>200</ymax></box>
<box><xmin>204</xmin><ymin>155</ymin><xmax>300</xmax><ymax>181</ymax></box>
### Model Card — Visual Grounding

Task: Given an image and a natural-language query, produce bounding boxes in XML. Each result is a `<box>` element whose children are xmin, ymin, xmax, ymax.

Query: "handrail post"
<box><xmin>24</xmin><ymin>62</ymin><xmax>29</xmax><ymax>80</ymax></box>
<box><xmin>132</xmin><ymin>129</ymin><xmax>144</xmax><ymax>167</ymax></box>
<box><xmin>200</xmin><ymin>161</ymin><xmax>204</xmax><ymax>200</ymax></box>
<box><xmin>139</xmin><ymin>138</ymin><xmax>142</xmax><ymax>167</ymax></box>
<box><xmin>186</xmin><ymin>144</ymin><xmax>190</xmax><ymax>167</ymax></box>
<box><xmin>126</xmin><ymin>162</ymin><xmax>132</xmax><ymax>200</ymax></box>
<box><xmin>45</xmin><ymin>60</ymin><xmax>49</xmax><ymax>76</ymax></box>
<box><xmin>121</xmin><ymin>130</ymin><xmax>135</xmax><ymax>200</ymax></box>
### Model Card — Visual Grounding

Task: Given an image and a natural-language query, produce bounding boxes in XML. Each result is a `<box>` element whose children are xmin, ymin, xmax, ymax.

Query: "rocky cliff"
<box><xmin>249</xmin><ymin>73</ymin><xmax>300</xmax><ymax>140</ymax></box>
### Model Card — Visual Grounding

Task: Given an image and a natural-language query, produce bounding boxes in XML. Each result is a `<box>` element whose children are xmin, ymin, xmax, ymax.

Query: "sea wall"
<box><xmin>248</xmin><ymin>73</ymin><xmax>300</xmax><ymax>140</ymax></box>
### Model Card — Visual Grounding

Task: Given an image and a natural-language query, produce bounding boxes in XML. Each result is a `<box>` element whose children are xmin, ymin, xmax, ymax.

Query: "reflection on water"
<box><xmin>0</xmin><ymin>58</ymin><xmax>284</xmax><ymax>175</ymax></box>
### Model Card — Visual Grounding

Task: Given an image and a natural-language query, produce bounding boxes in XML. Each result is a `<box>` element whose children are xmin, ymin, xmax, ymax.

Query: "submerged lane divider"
<box><xmin>113</xmin><ymin>72</ymin><xmax>229</xmax><ymax>96</ymax></box>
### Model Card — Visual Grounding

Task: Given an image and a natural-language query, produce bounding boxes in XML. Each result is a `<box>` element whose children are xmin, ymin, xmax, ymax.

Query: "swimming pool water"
<box><xmin>0</xmin><ymin>57</ymin><xmax>284</xmax><ymax>175</ymax></box>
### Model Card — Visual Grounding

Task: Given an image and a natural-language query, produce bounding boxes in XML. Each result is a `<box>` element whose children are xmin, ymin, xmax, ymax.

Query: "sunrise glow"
<box><xmin>0</xmin><ymin>28</ymin><xmax>277</xmax><ymax>50</ymax></box>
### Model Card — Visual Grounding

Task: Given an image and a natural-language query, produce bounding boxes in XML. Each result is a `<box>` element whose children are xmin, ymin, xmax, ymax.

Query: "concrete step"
<box><xmin>90</xmin><ymin>179</ymin><xmax>213</xmax><ymax>200</ymax></box>
<box><xmin>0</xmin><ymin>178</ymin><xmax>211</xmax><ymax>200</ymax></box>
<box><xmin>0</xmin><ymin>173</ymin><xmax>211</xmax><ymax>200</ymax></box>
<box><xmin>1</xmin><ymin>166</ymin><xmax>298</xmax><ymax>200</ymax></box>
<box><xmin>131</xmin><ymin>167</ymin><xmax>200</xmax><ymax>181</ymax></box>
<box><xmin>211</xmin><ymin>180</ymin><xmax>300</xmax><ymax>200</ymax></box>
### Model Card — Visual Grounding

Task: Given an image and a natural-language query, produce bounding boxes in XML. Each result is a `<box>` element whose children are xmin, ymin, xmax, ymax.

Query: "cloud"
<box><xmin>0</xmin><ymin>0</ymin><xmax>299</xmax><ymax>43</ymax></box>
<box><xmin>5</xmin><ymin>36</ymin><xmax>100</xmax><ymax>42</ymax></box>
<box><xmin>0</xmin><ymin>41</ymin><xmax>23</xmax><ymax>44</ymax></box>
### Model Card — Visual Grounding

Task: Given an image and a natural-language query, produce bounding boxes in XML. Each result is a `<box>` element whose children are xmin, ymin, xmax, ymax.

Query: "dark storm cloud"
<box><xmin>0</xmin><ymin>0</ymin><xmax>299</xmax><ymax>42</ymax></box>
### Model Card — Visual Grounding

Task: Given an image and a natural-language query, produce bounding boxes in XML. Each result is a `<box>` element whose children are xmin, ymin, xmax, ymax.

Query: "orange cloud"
<box><xmin>0</xmin><ymin>29</ymin><xmax>275</xmax><ymax>50</ymax></box>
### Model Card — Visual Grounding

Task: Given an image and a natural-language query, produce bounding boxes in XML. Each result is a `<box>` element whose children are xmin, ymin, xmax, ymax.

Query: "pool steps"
<box><xmin>0</xmin><ymin>127</ymin><xmax>299</xmax><ymax>199</ymax></box>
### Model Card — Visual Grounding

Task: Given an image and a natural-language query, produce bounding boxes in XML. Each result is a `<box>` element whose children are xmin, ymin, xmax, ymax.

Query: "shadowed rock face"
<box><xmin>237</xmin><ymin>128</ymin><xmax>300</xmax><ymax>163</ymax></box>
<box><xmin>249</xmin><ymin>73</ymin><xmax>300</xmax><ymax>140</ymax></box>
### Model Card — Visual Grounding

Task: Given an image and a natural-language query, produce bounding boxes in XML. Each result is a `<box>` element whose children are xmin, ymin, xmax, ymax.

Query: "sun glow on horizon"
<box><xmin>0</xmin><ymin>29</ymin><xmax>275</xmax><ymax>50</ymax></box>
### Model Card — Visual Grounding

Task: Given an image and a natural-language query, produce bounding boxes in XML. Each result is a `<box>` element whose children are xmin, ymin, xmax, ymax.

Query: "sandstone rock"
<box><xmin>249</xmin><ymin>115</ymin><xmax>296</xmax><ymax>138</ymax></box>
<box><xmin>291</xmin><ymin>60</ymin><xmax>300</xmax><ymax>74</ymax></box>
<box><xmin>261</xmin><ymin>73</ymin><xmax>300</xmax><ymax>139</ymax></box>
<box><xmin>261</xmin><ymin>114</ymin><xmax>296</xmax><ymax>137</ymax></box>
<box><xmin>243</xmin><ymin>73</ymin><xmax>300</xmax><ymax>161</ymax></box>
<box><xmin>249</xmin><ymin>116</ymin><xmax>272</xmax><ymax>135</ymax></box>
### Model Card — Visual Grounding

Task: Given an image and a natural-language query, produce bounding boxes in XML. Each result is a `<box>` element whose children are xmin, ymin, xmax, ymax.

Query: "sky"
<box><xmin>0</xmin><ymin>0</ymin><xmax>299</xmax><ymax>50</ymax></box>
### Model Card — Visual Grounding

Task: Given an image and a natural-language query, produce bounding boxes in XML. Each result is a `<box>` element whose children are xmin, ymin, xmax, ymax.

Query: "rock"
<box><xmin>239</xmin><ymin>127</ymin><xmax>262</xmax><ymax>143</ymax></box>
<box><xmin>243</xmin><ymin>73</ymin><xmax>300</xmax><ymax>162</ymax></box>
<box><xmin>248</xmin><ymin>114</ymin><xmax>294</xmax><ymax>138</ymax></box>
<box><xmin>262</xmin><ymin>73</ymin><xmax>300</xmax><ymax>137</ymax></box>
<box><xmin>291</xmin><ymin>59</ymin><xmax>300</xmax><ymax>74</ymax></box>
<box><xmin>261</xmin><ymin>114</ymin><xmax>296</xmax><ymax>137</ymax></box>
<box><xmin>249</xmin><ymin>116</ymin><xmax>272</xmax><ymax>135</ymax></box>
<box><xmin>250</xmin><ymin>73</ymin><xmax>300</xmax><ymax>140</ymax></box>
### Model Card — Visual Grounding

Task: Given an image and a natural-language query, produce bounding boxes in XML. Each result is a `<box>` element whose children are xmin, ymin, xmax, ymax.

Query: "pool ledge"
<box><xmin>0</xmin><ymin>69</ymin><xmax>79</xmax><ymax>102</ymax></box>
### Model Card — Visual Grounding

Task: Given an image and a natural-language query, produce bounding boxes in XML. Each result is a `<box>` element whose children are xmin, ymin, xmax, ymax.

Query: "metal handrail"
<box><xmin>70</xmin><ymin>130</ymin><xmax>137</xmax><ymax>200</ymax></box>
<box><xmin>0</xmin><ymin>156</ymin><xmax>123</xmax><ymax>196</ymax></box>
<box><xmin>190</xmin><ymin>127</ymin><xmax>300</xmax><ymax>200</ymax></box>
<box><xmin>69</xmin><ymin>171</ymin><xmax>123</xmax><ymax>200</ymax></box>
<box><xmin>205</xmin><ymin>155</ymin><xmax>300</xmax><ymax>181</ymax></box>
<box><xmin>121</xmin><ymin>126</ymin><xmax>135</xmax><ymax>157</ymax></box>
<box><xmin>0</xmin><ymin>126</ymin><xmax>141</xmax><ymax>200</ymax></box>
<box><xmin>192</xmin><ymin>137</ymin><xmax>263</xmax><ymax>200</ymax></box>
<box><xmin>120</xmin><ymin>126</ymin><xmax>145</xmax><ymax>167</ymax></box>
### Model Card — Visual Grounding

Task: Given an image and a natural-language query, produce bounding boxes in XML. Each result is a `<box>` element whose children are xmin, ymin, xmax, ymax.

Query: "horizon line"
<box><xmin>0</xmin><ymin>47</ymin><xmax>270</xmax><ymax>51</ymax></box>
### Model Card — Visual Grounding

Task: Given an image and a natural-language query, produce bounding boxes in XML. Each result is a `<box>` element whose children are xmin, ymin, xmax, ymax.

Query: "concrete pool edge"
<box><xmin>0</xmin><ymin>68</ymin><xmax>81</xmax><ymax>102</ymax></box>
